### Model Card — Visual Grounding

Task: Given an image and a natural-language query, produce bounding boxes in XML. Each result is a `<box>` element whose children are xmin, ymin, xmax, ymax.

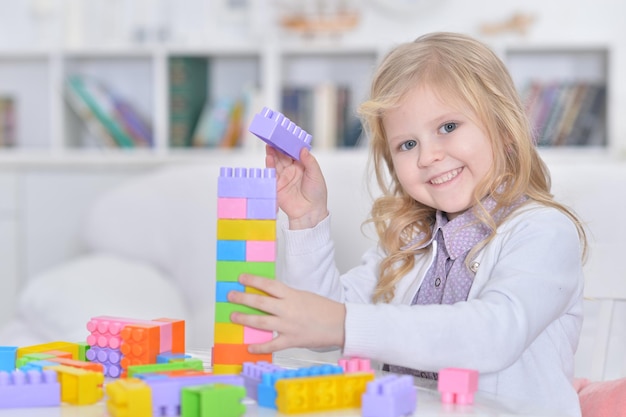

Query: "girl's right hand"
<box><xmin>265</xmin><ymin>145</ymin><xmax>329</xmax><ymax>230</ymax></box>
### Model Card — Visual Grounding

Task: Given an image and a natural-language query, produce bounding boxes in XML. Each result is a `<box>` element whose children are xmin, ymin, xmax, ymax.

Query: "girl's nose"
<box><xmin>417</xmin><ymin>140</ymin><xmax>444</xmax><ymax>168</ymax></box>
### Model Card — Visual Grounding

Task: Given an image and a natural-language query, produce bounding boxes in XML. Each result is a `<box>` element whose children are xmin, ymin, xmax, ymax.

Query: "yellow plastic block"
<box><xmin>217</xmin><ymin>219</ymin><xmax>276</xmax><ymax>241</ymax></box>
<box><xmin>214</xmin><ymin>323</ymin><xmax>244</xmax><ymax>344</ymax></box>
<box><xmin>212</xmin><ymin>364</ymin><xmax>242</xmax><ymax>375</ymax></box>
<box><xmin>49</xmin><ymin>365</ymin><xmax>105</xmax><ymax>405</ymax></box>
<box><xmin>245</xmin><ymin>287</ymin><xmax>268</xmax><ymax>296</ymax></box>
<box><xmin>17</xmin><ymin>341</ymin><xmax>79</xmax><ymax>360</ymax></box>
<box><xmin>106</xmin><ymin>378</ymin><xmax>152</xmax><ymax>417</ymax></box>
<box><xmin>275</xmin><ymin>372</ymin><xmax>375</xmax><ymax>414</ymax></box>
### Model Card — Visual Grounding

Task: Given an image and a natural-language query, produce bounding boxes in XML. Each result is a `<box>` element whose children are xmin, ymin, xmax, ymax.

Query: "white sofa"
<box><xmin>0</xmin><ymin>150</ymin><xmax>625</xmax><ymax>379</ymax></box>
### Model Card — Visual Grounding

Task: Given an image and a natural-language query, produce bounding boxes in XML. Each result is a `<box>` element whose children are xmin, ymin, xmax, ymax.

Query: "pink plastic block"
<box><xmin>246</xmin><ymin>241</ymin><xmax>276</xmax><ymax>262</ymax></box>
<box><xmin>362</xmin><ymin>374</ymin><xmax>417</xmax><ymax>417</ymax></box>
<box><xmin>218</xmin><ymin>197</ymin><xmax>247</xmax><ymax>219</ymax></box>
<box><xmin>437</xmin><ymin>368</ymin><xmax>479</xmax><ymax>405</ymax></box>
<box><xmin>247</xmin><ymin>198</ymin><xmax>277</xmax><ymax>220</ymax></box>
<box><xmin>249</xmin><ymin>107</ymin><xmax>312</xmax><ymax>160</ymax></box>
<box><xmin>86</xmin><ymin>316</ymin><xmax>136</xmax><ymax>349</ymax></box>
<box><xmin>338</xmin><ymin>356</ymin><xmax>371</xmax><ymax>373</ymax></box>
<box><xmin>0</xmin><ymin>369</ymin><xmax>61</xmax><ymax>408</ymax></box>
<box><xmin>218</xmin><ymin>167</ymin><xmax>276</xmax><ymax>199</ymax></box>
<box><xmin>243</xmin><ymin>326</ymin><xmax>273</xmax><ymax>344</ymax></box>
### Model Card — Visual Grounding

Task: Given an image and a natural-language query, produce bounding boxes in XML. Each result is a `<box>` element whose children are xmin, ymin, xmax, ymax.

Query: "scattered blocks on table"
<box><xmin>275</xmin><ymin>372</ymin><xmax>375</xmax><ymax>414</ymax></box>
<box><xmin>438</xmin><ymin>367</ymin><xmax>479</xmax><ymax>405</ymax></box>
<box><xmin>0</xmin><ymin>346</ymin><xmax>18</xmax><ymax>372</ymax></box>
<box><xmin>17</xmin><ymin>341</ymin><xmax>79</xmax><ymax>360</ymax></box>
<box><xmin>127</xmin><ymin>358</ymin><xmax>204</xmax><ymax>378</ymax></box>
<box><xmin>106</xmin><ymin>378</ymin><xmax>152</xmax><ymax>417</ymax></box>
<box><xmin>361</xmin><ymin>374</ymin><xmax>417</xmax><ymax>417</ymax></box>
<box><xmin>241</xmin><ymin>361</ymin><xmax>285</xmax><ymax>401</ymax></box>
<box><xmin>181</xmin><ymin>383</ymin><xmax>246</xmax><ymax>417</ymax></box>
<box><xmin>0</xmin><ymin>369</ymin><xmax>61</xmax><ymax>409</ymax></box>
<box><xmin>49</xmin><ymin>365</ymin><xmax>104</xmax><ymax>405</ymax></box>
<box><xmin>248</xmin><ymin>106</ymin><xmax>312</xmax><ymax>160</ymax></box>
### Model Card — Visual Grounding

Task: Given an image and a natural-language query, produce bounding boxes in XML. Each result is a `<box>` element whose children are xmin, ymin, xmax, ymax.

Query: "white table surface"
<box><xmin>0</xmin><ymin>349</ymin><xmax>564</xmax><ymax>417</ymax></box>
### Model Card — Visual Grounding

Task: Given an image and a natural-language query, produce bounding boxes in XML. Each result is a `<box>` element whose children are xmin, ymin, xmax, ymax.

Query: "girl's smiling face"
<box><xmin>383</xmin><ymin>85</ymin><xmax>494</xmax><ymax>220</ymax></box>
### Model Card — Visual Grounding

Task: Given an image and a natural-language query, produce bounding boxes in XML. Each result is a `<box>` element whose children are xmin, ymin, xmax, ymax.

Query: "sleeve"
<box><xmin>342</xmin><ymin>207</ymin><xmax>584</xmax><ymax>373</ymax></box>
<box><xmin>278</xmin><ymin>215</ymin><xmax>382</xmax><ymax>304</ymax></box>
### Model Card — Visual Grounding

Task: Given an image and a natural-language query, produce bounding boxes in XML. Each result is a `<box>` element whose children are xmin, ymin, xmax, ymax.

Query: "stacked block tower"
<box><xmin>213</xmin><ymin>167</ymin><xmax>277</xmax><ymax>374</ymax></box>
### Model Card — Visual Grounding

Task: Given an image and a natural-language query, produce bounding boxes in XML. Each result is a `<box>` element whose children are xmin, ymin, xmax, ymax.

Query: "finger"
<box><xmin>230</xmin><ymin>310</ymin><xmax>278</xmax><ymax>332</ymax></box>
<box><xmin>238</xmin><ymin>274</ymin><xmax>289</xmax><ymax>298</ymax></box>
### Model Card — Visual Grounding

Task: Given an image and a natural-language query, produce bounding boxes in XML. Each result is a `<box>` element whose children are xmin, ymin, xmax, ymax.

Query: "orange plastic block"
<box><xmin>43</xmin><ymin>350</ymin><xmax>73</xmax><ymax>360</ymax></box>
<box><xmin>217</xmin><ymin>219</ymin><xmax>276</xmax><ymax>241</ymax></box>
<box><xmin>212</xmin><ymin>344</ymin><xmax>271</xmax><ymax>365</ymax></box>
<box><xmin>120</xmin><ymin>323</ymin><xmax>161</xmax><ymax>370</ymax></box>
<box><xmin>49</xmin><ymin>365</ymin><xmax>105</xmax><ymax>405</ymax></box>
<box><xmin>153</xmin><ymin>318</ymin><xmax>186</xmax><ymax>354</ymax></box>
<box><xmin>275</xmin><ymin>372</ymin><xmax>375</xmax><ymax>414</ymax></box>
<box><xmin>106</xmin><ymin>378</ymin><xmax>152</xmax><ymax>417</ymax></box>
<box><xmin>48</xmin><ymin>357</ymin><xmax>104</xmax><ymax>373</ymax></box>
<box><xmin>214</xmin><ymin>323</ymin><xmax>244</xmax><ymax>344</ymax></box>
<box><xmin>17</xmin><ymin>342</ymin><xmax>79</xmax><ymax>360</ymax></box>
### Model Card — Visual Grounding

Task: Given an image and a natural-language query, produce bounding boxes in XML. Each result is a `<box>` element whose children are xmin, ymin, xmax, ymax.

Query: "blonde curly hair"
<box><xmin>358</xmin><ymin>32</ymin><xmax>587</xmax><ymax>303</ymax></box>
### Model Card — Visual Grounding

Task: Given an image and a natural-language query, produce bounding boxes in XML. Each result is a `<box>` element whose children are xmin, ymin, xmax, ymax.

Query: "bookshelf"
<box><xmin>0</xmin><ymin>40</ymin><xmax>619</xmax><ymax>163</ymax></box>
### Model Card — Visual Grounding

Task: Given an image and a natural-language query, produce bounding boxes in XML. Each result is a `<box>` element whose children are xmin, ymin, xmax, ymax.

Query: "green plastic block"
<box><xmin>128</xmin><ymin>358</ymin><xmax>204</xmax><ymax>378</ymax></box>
<box><xmin>75</xmin><ymin>342</ymin><xmax>90</xmax><ymax>362</ymax></box>
<box><xmin>215</xmin><ymin>302</ymin><xmax>267</xmax><ymax>323</ymax></box>
<box><xmin>16</xmin><ymin>353</ymin><xmax>56</xmax><ymax>368</ymax></box>
<box><xmin>216</xmin><ymin>261</ymin><xmax>275</xmax><ymax>282</ymax></box>
<box><xmin>181</xmin><ymin>384</ymin><xmax>246</xmax><ymax>417</ymax></box>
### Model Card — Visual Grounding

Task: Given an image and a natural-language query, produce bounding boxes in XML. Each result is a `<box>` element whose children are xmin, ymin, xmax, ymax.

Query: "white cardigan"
<box><xmin>280</xmin><ymin>203</ymin><xmax>584</xmax><ymax>417</ymax></box>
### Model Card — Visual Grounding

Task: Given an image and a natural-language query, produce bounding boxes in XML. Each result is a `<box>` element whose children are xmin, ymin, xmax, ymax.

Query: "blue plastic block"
<box><xmin>0</xmin><ymin>346</ymin><xmax>17</xmax><ymax>372</ymax></box>
<box><xmin>215</xmin><ymin>282</ymin><xmax>245</xmax><ymax>303</ymax></box>
<box><xmin>0</xmin><ymin>369</ymin><xmax>61</xmax><ymax>408</ymax></box>
<box><xmin>361</xmin><ymin>375</ymin><xmax>417</xmax><ymax>417</ymax></box>
<box><xmin>218</xmin><ymin>167</ymin><xmax>276</xmax><ymax>199</ymax></box>
<box><xmin>248</xmin><ymin>107</ymin><xmax>312</xmax><ymax>160</ymax></box>
<box><xmin>257</xmin><ymin>364</ymin><xmax>343</xmax><ymax>409</ymax></box>
<box><xmin>157</xmin><ymin>352</ymin><xmax>193</xmax><ymax>364</ymax></box>
<box><xmin>18</xmin><ymin>360</ymin><xmax>59</xmax><ymax>372</ymax></box>
<box><xmin>217</xmin><ymin>240</ymin><xmax>246</xmax><ymax>261</ymax></box>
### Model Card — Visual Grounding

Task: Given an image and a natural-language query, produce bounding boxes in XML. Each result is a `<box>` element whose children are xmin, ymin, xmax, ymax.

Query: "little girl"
<box><xmin>229</xmin><ymin>32</ymin><xmax>587</xmax><ymax>417</ymax></box>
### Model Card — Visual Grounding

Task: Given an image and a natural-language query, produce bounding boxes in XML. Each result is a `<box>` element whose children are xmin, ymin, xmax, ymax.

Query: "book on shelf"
<box><xmin>280</xmin><ymin>83</ymin><xmax>361</xmax><ymax>149</ymax></box>
<box><xmin>169</xmin><ymin>57</ymin><xmax>208</xmax><ymax>148</ymax></box>
<box><xmin>0</xmin><ymin>96</ymin><xmax>16</xmax><ymax>147</ymax></box>
<box><xmin>191</xmin><ymin>96</ymin><xmax>246</xmax><ymax>148</ymax></box>
<box><xmin>65</xmin><ymin>76</ymin><xmax>152</xmax><ymax>149</ymax></box>
<box><xmin>522</xmin><ymin>81</ymin><xmax>606</xmax><ymax>147</ymax></box>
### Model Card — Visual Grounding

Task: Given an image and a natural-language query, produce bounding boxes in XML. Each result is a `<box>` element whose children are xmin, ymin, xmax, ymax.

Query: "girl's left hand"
<box><xmin>228</xmin><ymin>274</ymin><xmax>346</xmax><ymax>354</ymax></box>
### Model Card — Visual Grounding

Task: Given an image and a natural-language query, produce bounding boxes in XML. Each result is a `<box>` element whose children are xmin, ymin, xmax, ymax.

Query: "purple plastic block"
<box><xmin>257</xmin><ymin>364</ymin><xmax>343</xmax><ymax>409</ymax></box>
<box><xmin>86</xmin><ymin>346</ymin><xmax>122</xmax><ymax>378</ymax></box>
<box><xmin>0</xmin><ymin>369</ymin><xmax>61</xmax><ymax>408</ymax></box>
<box><xmin>248</xmin><ymin>107</ymin><xmax>312</xmax><ymax>160</ymax></box>
<box><xmin>218</xmin><ymin>167</ymin><xmax>276</xmax><ymax>199</ymax></box>
<box><xmin>0</xmin><ymin>346</ymin><xmax>17</xmax><ymax>372</ymax></box>
<box><xmin>362</xmin><ymin>375</ymin><xmax>417</xmax><ymax>417</ymax></box>
<box><xmin>241</xmin><ymin>361</ymin><xmax>285</xmax><ymax>401</ymax></box>
<box><xmin>246</xmin><ymin>198</ymin><xmax>277</xmax><ymax>220</ymax></box>
<box><xmin>143</xmin><ymin>374</ymin><xmax>244</xmax><ymax>416</ymax></box>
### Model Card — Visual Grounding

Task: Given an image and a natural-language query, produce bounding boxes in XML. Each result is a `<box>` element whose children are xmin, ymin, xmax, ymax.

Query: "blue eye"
<box><xmin>439</xmin><ymin>122</ymin><xmax>457</xmax><ymax>134</ymax></box>
<box><xmin>400</xmin><ymin>140</ymin><xmax>417</xmax><ymax>151</ymax></box>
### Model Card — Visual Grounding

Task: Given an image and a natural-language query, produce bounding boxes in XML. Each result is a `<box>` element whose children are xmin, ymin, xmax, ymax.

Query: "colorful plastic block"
<box><xmin>0</xmin><ymin>346</ymin><xmax>18</xmax><ymax>372</ymax></box>
<box><xmin>243</xmin><ymin>326</ymin><xmax>273</xmax><ymax>344</ymax></box>
<box><xmin>17</xmin><ymin>341</ymin><xmax>79</xmax><ymax>360</ymax></box>
<box><xmin>215</xmin><ymin>302</ymin><xmax>267</xmax><ymax>323</ymax></box>
<box><xmin>212</xmin><ymin>343</ymin><xmax>272</xmax><ymax>365</ymax></box>
<box><xmin>212</xmin><ymin>364</ymin><xmax>243</xmax><ymax>375</ymax></box>
<box><xmin>246</xmin><ymin>240</ymin><xmax>276</xmax><ymax>262</ymax></box>
<box><xmin>120</xmin><ymin>323</ymin><xmax>161</xmax><ymax>371</ymax></box>
<box><xmin>15</xmin><ymin>352</ymin><xmax>55</xmax><ymax>369</ymax></box>
<box><xmin>246</xmin><ymin>198</ymin><xmax>277</xmax><ymax>220</ymax></box>
<box><xmin>275</xmin><ymin>372</ymin><xmax>375</xmax><ymax>414</ymax></box>
<box><xmin>0</xmin><ymin>369</ymin><xmax>60</xmax><ymax>408</ymax></box>
<box><xmin>181</xmin><ymin>383</ymin><xmax>246</xmax><ymax>417</ymax></box>
<box><xmin>216</xmin><ymin>261</ymin><xmax>275</xmax><ymax>281</ymax></box>
<box><xmin>48</xmin><ymin>357</ymin><xmax>104</xmax><ymax>373</ymax></box>
<box><xmin>153</xmin><ymin>318</ymin><xmax>186</xmax><ymax>354</ymax></box>
<box><xmin>106</xmin><ymin>378</ymin><xmax>152</xmax><ymax>417</ymax></box>
<box><xmin>438</xmin><ymin>367</ymin><xmax>479</xmax><ymax>405</ymax></box>
<box><xmin>49</xmin><ymin>365</ymin><xmax>104</xmax><ymax>405</ymax></box>
<box><xmin>218</xmin><ymin>167</ymin><xmax>277</xmax><ymax>199</ymax></box>
<box><xmin>241</xmin><ymin>361</ymin><xmax>284</xmax><ymax>400</ymax></box>
<box><xmin>217</xmin><ymin>197</ymin><xmax>247</xmax><ymax>219</ymax></box>
<box><xmin>217</xmin><ymin>219</ymin><xmax>276</xmax><ymax>241</ymax></box>
<box><xmin>214</xmin><ymin>322</ymin><xmax>245</xmax><ymax>344</ymax></box>
<box><xmin>216</xmin><ymin>282</ymin><xmax>245</xmax><ymax>302</ymax></box>
<box><xmin>86</xmin><ymin>346</ymin><xmax>122</xmax><ymax>378</ymax></box>
<box><xmin>339</xmin><ymin>356</ymin><xmax>371</xmax><ymax>373</ymax></box>
<box><xmin>362</xmin><ymin>375</ymin><xmax>417</xmax><ymax>417</ymax></box>
<box><xmin>257</xmin><ymin>364</ymin><xmax>344</xmax><ymax>409</ymax></box>
<box><xmin>248</xmin><ymin>106</ymin><xmax>312</xmax><ymax>160</ymax></box>
<box><xmin>217</xmin><ymin>240</ymin><xmax>247</xmax><ymax>261</ymax></box>
<box><xmin>128</xmin><ymin>358</ymin><xmax>203</xmax><ymax>378</ymax></box>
